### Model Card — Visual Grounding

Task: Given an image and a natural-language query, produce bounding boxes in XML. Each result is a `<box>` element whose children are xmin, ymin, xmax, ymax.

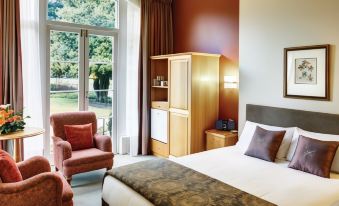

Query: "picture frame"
<box><xmin>284</xmin><ymin>44</ymin><xmax>330</xmax><ymax>100</ymax></box>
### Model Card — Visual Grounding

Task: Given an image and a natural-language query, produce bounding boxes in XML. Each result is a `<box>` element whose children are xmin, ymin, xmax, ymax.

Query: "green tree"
<box><xmin>49</xmin><ymin>0</ymin><xmax>117</xmax><ymax>28</ymax></box>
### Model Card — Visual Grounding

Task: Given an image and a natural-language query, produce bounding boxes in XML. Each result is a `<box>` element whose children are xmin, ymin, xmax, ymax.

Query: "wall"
<box><xmin>239</xmin><ymin>0</ymin><xmax>339</xmax><ymax>131</ymax></box>
<box><xmin>172</xmin><ymin>0</ymin><xmax>239</xmax><ymax>125</ymax></box>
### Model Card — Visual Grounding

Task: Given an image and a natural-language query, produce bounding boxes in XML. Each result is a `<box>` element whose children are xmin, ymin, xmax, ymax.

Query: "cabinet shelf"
<box><xmin>152</xmin><ymin>86</ymin><xmax>168</xmax><ymax>89</ymax></box>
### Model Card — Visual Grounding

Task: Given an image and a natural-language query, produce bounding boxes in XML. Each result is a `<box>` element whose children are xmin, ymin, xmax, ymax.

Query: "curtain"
<box><xmin>138</xmin><ymin>0</ymin><xmax>173</xmax><ymax>155</ymax></box>
<box><xmin>0</xmin><ymin>0</ymin><xmax>23</xmax><ymax>152</ymax></box>
<box><xmin>20</xmin><ymin>0</ymin><xmax>44</xmax><ymax>158</ymax></box>
<box><xmin>126</xmin><ymin>0</ymin><xmax>141</xmax><ymax>156</ymax></box>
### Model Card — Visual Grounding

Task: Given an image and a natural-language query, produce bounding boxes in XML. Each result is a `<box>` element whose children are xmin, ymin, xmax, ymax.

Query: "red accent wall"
<box><xmin>173</xmin><ymin>0</ymin><xmax>239</xmax><ymax>126</ymax></box>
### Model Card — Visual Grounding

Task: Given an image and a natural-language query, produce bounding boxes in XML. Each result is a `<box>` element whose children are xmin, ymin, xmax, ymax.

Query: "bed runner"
<box><xmin>105</xmin><ymin>159</ymin><xmax>275</xmax><ymax>206</ymax></box>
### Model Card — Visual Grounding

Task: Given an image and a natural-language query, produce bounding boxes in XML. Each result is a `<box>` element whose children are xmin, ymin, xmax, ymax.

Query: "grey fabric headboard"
<box><xmin>246</xmin><ymin>104</ymin><xmax>339</xmax><ymax>135</ymax></box>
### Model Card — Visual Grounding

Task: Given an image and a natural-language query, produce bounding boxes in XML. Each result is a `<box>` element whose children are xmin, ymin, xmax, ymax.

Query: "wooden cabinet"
<box><xmin>169</xmin><ymin>112</ymin><xmax>188</xmax><ymax>157</ymax></box>
<box><xmin>206</xmin><ymin>129</ymin><xmax>238</xmax><ymax>150</ymax></box>
<box><xmin>150</xmin><ymin>52</ymin><xmax>220</xmax><ymax>157</ymax></box>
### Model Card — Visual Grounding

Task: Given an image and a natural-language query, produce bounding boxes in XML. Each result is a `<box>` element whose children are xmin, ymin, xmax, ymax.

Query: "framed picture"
<box><xmin>284</xmin><ymin>45</ymin><xmax>330</xmax><ymax>100</ymax></box>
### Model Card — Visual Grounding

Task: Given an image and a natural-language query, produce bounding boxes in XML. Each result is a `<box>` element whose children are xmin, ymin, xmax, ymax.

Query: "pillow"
<box><xmin>287</xmin><ymin>128</ymin><xmax>339</xmax><ymax>173</ymax></box>
<box><xmin>244</xmin><ymin>126</ymin><xmax>286</xmax><ymax>162</ymax></box>
<box><xmin>288</xmin><ymin>135</ymin><xmax>339</xmax><ymax>178</ymax></box>
<box><xmin>237</xmin><ymin>121</ymin><xmax>295</xmax><ymax>160</ymax></box>
<box><xmin>64</xmin><ymin>123</ymin><xmax>94</xmax><ymax>151</ymax></box>
<box><xmin>0</xmin><ymin>150</ymin><xmax>23</xmax><ymax>183</ymax></box>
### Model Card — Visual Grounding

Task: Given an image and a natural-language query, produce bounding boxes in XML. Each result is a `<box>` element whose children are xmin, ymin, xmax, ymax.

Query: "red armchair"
<box><xmin>0</xmin><ymin>156</ymin><xmax>73</xmax><ymax>206</ymax></box>
<box><xmin>50</xmin><ymin>112</ymin><xmax>114</xmax><ymax>184</ymax></box>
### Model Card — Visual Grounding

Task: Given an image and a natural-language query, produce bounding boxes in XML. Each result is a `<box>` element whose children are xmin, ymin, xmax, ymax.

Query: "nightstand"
<box><xmin>205</xmin><ymin>129</ymin><xmax>238</xmax><ymax>150</ymax></box>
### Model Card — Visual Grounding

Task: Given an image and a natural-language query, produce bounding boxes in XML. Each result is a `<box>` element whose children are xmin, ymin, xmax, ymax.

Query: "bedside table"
<box><xmin>205</xmin><ymin>129</ymin><xmax>238</xmax><ymax>150</ymax></box>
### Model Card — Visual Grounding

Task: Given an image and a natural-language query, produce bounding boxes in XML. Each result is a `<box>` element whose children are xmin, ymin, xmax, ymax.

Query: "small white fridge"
<box><xmin>151</xmin><ymin>109</ymin><xmax>168</xmax><ymax>144</ymax></box>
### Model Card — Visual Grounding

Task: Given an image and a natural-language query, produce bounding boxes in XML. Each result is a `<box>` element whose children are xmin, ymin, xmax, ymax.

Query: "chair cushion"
<box><xmin>63</xmin><ymin>148</ymin><xmax>113</xmax><ymax>167</ymax></box>
<box><xmin>64</xmin><ymin>123</ymin><xmax>94</xmax><ymax>151</ymax></box>
<box><xmin>55</xmin><ymin>172</ymin><xmax>73</xmax><ymax>201</ymax></box>
<box><xmin>0</xmin><ymin>149</ymin><xmax>23</xmax><ymax>183</ymax></box>
<box><xmin>289</xmin><ymin>135</ymin><xmax>339</xmax><ymax>178</ymax></box>
<box><xmin>245</xmin><ymin>126</ymin><xmax>286</xmax><ymax>162</ymax></box>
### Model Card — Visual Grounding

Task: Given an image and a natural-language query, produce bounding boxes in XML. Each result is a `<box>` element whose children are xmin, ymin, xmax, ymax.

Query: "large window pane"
<box><xmin>47</xmin><ymin>0</ymin><xmax>118</xmax><ymax>29</ymax></box>
<box><xmin>88</xmin><ymin>34</ymin><xmax>113</xmax><ymax>136</ymax></box>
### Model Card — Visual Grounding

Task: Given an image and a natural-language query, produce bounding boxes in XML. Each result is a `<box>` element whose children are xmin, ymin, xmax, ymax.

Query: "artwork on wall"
<box><xmin>284</xmin><ymin>45</ymin><xmax>329</xmax><ymax>100</ymax></box>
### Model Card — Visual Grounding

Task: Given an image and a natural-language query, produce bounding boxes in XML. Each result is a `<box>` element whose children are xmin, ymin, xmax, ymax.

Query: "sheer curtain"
<box><xmin>125</xmin><ymin>0</ymin><xmax>141</xmax><ymax>156</ymax></box>
<box><xmin>20</xmin><ymin>0</ymin><xmax>44</xmax><ymax>158</ymax></box>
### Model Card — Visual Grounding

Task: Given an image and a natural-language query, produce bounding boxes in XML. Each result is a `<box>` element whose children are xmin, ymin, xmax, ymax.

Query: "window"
<box><xmin>49</xmin><ymin>30</ymin><xmax>115</xmax><ymax>135</ymax></box>
<box><xmin>47</xmin><ymin>0</ymin><xmax>118</xmax><ymax>29</ymax></box>
<box><xmin>46</xmin><ymin>0</ymin><xmax>119</xmax><ymax>155</ymax></box>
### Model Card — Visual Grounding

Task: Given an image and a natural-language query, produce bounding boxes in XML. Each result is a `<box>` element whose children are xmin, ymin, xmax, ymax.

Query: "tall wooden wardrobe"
<box><xmin>150</xmin><ymin>53</ymin><xmax>220</xmax><ymax>157</ymax></box>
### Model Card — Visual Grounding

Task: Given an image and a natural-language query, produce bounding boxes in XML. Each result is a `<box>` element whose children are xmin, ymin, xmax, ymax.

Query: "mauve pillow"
<box><xmin>64</xmin><ymin>123</ymin><xmax>94</xmax><ymax>151</ymax></box>
<box><xmin>0</xmin><ymin>150</ymin><xmax>23</xmax><ymax>183</ymax></box>
<box><xmin>289</xmin><ymin>135</ymin><xmax>339</xmax><ymax>178</ymax></box>
<box><xmin>236</xmin><ymin>121</ymin><xmax>295</xmax><ymax>160</ymax></box>
<box><xmin>245</xmin><ymin>126</ymin><xmax>286</xmax><ymax>162</ymax></box>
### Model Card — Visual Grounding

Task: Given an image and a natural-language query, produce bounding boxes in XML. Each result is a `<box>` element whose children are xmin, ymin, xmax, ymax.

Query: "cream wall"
<box><xmin>239</xmin><ymin>0</ymin><xmax>339</xmax><ymax>131</ymax></box>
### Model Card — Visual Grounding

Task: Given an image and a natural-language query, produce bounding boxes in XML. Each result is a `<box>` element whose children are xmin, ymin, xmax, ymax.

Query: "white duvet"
<box><xmin>103</xmin><ymin>146</ymin><xmax>339</xmax><ymax>206</ymax></box>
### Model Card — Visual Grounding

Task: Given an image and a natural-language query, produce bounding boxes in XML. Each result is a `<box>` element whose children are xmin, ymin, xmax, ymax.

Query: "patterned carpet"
<box><xmin>72</xmin><ymin>155</ymin><xmax>156</xmax><ymax>206</ymax></box>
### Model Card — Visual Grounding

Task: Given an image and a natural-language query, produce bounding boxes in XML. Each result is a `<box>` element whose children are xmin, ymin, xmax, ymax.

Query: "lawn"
<box><xmin>50</xmin><ymin>93</ymin><xmax>112</xmax><ymax>118</ymax></box>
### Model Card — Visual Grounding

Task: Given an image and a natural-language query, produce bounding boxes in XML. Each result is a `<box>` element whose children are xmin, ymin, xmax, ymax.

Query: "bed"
<box><xmin>102</xmin><ymin>105</ymin><xmax>339</xmax><ymax>206</ymax></box>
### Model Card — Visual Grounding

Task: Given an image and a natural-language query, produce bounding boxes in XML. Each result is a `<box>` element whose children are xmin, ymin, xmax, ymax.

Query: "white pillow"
<box><xmin>236</xmin><ymin>121</ymin><xmax>295</xmax><ymax>160</ymax></box>
<box><xmin>286</xmin><ymin>128</ymin><xmax>339</xmax><ymax>173</ymax></box>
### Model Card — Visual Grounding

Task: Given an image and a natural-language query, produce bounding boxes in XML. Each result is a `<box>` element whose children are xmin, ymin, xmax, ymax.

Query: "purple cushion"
<box><xmin>289</xmin><ymin>135</ymin><xmax>339</xmax><ymax>178</ymax></box>
<box><xmin>245</xmin><ymin>126</ymin><xmax>286</xmax><ymax>162</ymax></box>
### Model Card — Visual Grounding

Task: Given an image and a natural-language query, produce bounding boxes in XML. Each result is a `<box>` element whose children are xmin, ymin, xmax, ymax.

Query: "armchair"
<box><xmin>0</xmin><ymin>156</ymin><xmax>73</xmax><ymax>206</ymax></box>
<box><xmin>50</xmin><ymin>112</ymin><xmax>114</xmax><ymax>184</ymax></box>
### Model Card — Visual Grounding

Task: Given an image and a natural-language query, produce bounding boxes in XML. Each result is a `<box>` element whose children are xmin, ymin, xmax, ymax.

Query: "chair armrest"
<box><xmin>0</xmin><ymin>173</ymin><xmax>63</xmax><ymax>206</ymax></box>
<box><xmin>17</xmin><ymin>156</ymin><xmax>51</xmax><ymax>180</ymax></box>
<box><xmin>52</xmin><ymin>136</ymin><xmax>72</xmax><ymax>161</ymax></box>
<box><xmin>94</xmin><ymin>134</ymin><xmax>112</xmax><ymax>153</ymax></box>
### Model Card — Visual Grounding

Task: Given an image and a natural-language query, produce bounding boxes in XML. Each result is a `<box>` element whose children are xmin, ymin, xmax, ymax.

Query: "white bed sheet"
<box><xmin>102</xmin><ymin>146</ymin><xmax>339</xmax><ymax>206</ymax></box>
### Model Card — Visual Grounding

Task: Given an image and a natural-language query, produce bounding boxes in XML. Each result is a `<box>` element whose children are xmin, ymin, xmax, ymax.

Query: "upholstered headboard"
<box><xmin>246</xmin><ymin>104</ymin><xmax>339</xmax><ymax>135</ymax></box>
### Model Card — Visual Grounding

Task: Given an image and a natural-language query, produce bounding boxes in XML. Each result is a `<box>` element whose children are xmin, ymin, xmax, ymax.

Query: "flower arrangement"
<box><xmin>0</xmin><ymin>105</ymin><xmax>29</xmax><ymax>135</ymax></box>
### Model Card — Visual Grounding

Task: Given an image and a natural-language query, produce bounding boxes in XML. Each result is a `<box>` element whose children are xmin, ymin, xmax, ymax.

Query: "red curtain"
<box><xmin>138</xmin><ymin>0</ymin><xmax>173</xmax><ymax>155</ymax></box>
<box><xmin>0</xmin><ymin>0</ymin><xmax>23</xmax><ymax>150</ymax></box>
